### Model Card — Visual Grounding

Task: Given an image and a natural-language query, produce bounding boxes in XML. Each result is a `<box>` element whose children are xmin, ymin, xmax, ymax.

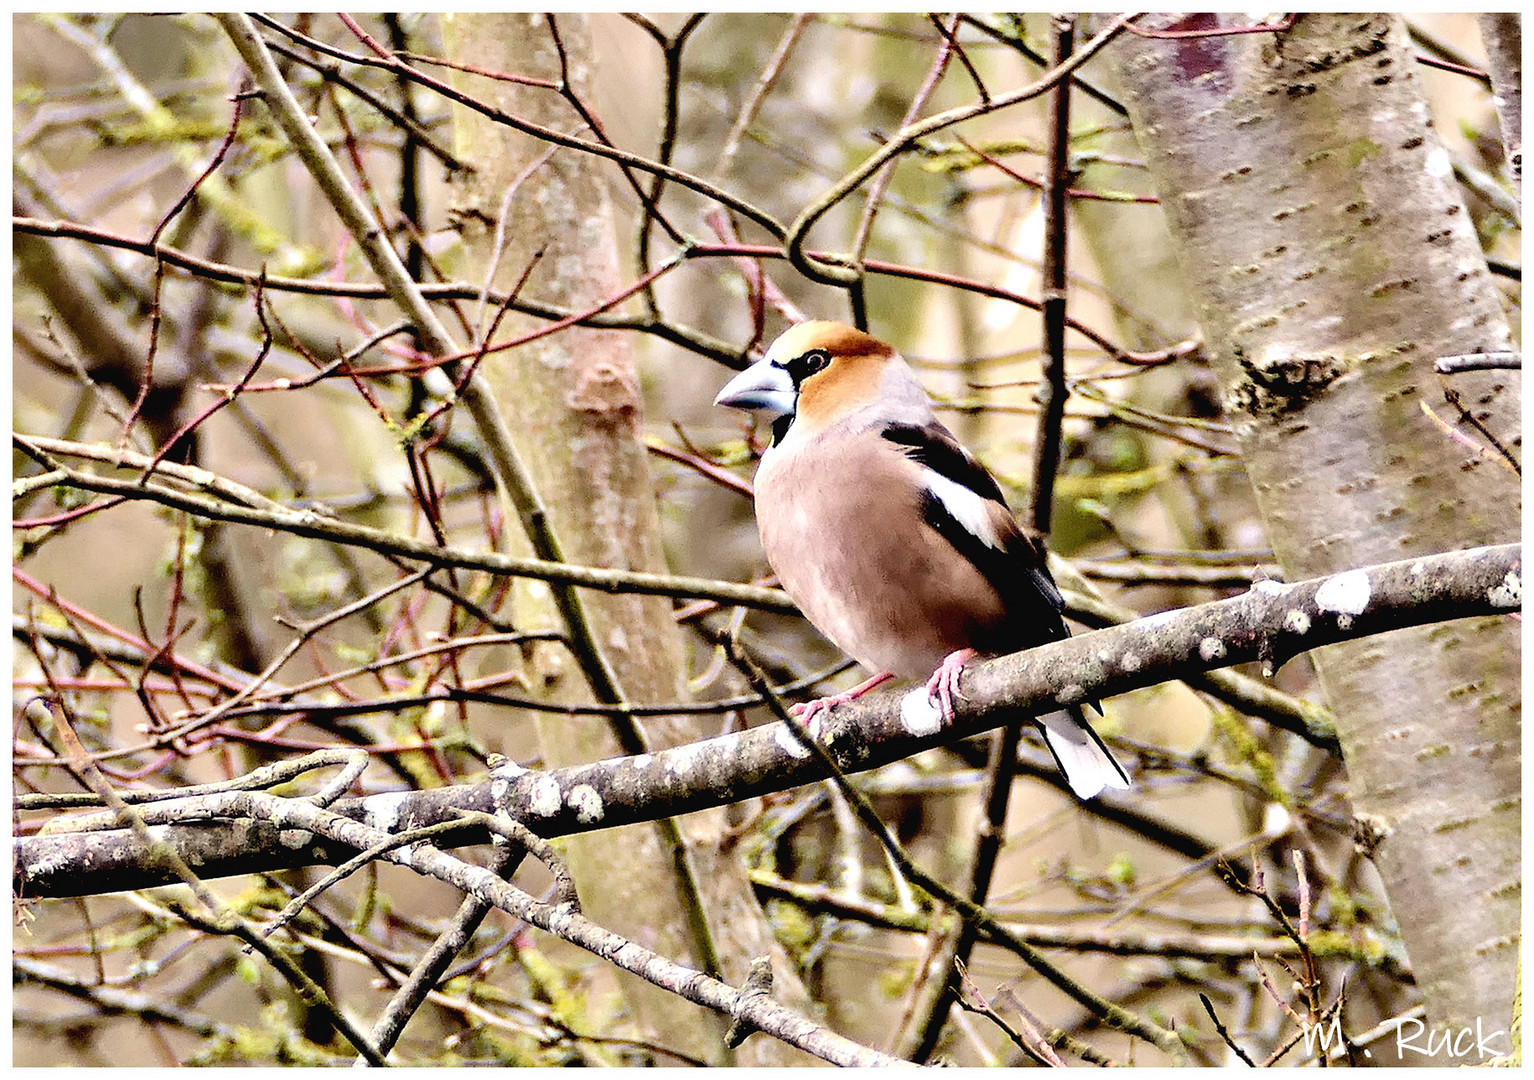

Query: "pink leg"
<box><xmin>791</xmin><ymin>671</ymin><xmax>896</xmax><ymax>731</ymax></box>
<box><xmin>924</xmin><ymin>648</ymin><xmax>978</xmax><ymax>722</ymax></box>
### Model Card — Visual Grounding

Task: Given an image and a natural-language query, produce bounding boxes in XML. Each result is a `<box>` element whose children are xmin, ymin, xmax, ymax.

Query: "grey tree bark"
<box><xmin>1109</xmin><ymin>14</ymin><xmax>1521</xmax><ymax>1049</ymax></box>
<box><xmin>1477</xmin><ymin>14</ymin><xmax>1521</xmax><ymax>204</ymax></box>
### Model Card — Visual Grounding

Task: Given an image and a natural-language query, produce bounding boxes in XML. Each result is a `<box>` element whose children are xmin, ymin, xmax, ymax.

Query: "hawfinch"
<box><xmin>715</xmin><ymin>321</ymin><xmax>1130</xmax><ymax>799</ymax></box>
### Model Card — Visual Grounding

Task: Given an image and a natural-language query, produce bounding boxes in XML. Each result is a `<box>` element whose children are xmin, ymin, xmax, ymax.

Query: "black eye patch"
<box><xmin>784</xmin><ymin>349</ymin><xmax>831</xmax><ymax>385</ymax></box>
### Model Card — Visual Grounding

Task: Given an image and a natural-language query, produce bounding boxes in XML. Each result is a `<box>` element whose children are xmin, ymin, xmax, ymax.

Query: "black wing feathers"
<box><xmin>881</xmin><ymin>422</ymin><xmax>1070</xmax><ymax>648</ymax></box>
<box><xmin>879</xmin><ymin>423</ymin><xmax>1008</xmax><ymax>506</ymax></box>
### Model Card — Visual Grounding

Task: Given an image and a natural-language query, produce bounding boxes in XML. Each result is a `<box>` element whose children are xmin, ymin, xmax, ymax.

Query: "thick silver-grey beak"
<box><xmin>714</xmin><ymin>358</ymin><xmax>796</xmax><ymax>415</ymax></box>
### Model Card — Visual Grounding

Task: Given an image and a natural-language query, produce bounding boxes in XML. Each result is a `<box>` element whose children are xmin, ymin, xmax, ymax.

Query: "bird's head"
<box><xmin>715</xmin><ymin>321</ymin><xmax>924</xmax><ymax>438</ymax></box>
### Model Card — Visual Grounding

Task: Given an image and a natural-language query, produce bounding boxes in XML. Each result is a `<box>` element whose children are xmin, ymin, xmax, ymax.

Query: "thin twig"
<box><xmin>366</xmin><ymin>833</ymin><xmax>527</xmax><ymax>1058</ymax></box>
<box><xmin>953</xmin><ymin>960</ymin><xmax>1063</xmax><ymax>1066</ymax></box>
<box><xmin>1027</xmin><ymin>14</ymin><xmax>1075</xmax><ymax>534</ymax></box>
<box><xmin>251</xmin><ymin>12</ymin><xmax>787</xmax><ymax>241</ymax></box>
<box><xmin>713</xmin><ymin>15</ymin><xmax>813</xmax><ymax>180</ymax></box>
<box><xmin>1198</xmin><ymin>992</ymin><xmax>1257</xmax><ymax>1066</ymax></box>
<box><xmin>712</xmin><ymin>631</ymin><xmax>1190</xmax><ymax>1061</ymax></box>
<box><xmin>847</xmin><ymin>13</ymin><xmax>963</xmax><ymax>329</ymax></box>
<box><xmin>784</xmin><ymin>14</ymin><xmax>1136</xmax><ymax>288</ymax></box>
<box><xmin>1434</xmin><ymin>351</ymin><xmax>1521</xmax><ymax>373</ymax></box>
<box><xmin>11</xmin><ymin>441</ymin><xmax>797</xmax><ymax>613</ymax></box>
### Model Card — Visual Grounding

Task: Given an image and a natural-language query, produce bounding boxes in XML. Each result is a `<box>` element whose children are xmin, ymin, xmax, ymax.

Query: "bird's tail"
<box><xmin>1036</xmin><ymin>706</ymin><xmax>1131</xmax><ymax>800</ymax></box>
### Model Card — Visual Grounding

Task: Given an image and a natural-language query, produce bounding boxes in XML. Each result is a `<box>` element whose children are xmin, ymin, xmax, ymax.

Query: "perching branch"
<box><xmin>18</xmin><ymin>542</ymin><xmax>1518</xmax><ymax>898</ymax></box>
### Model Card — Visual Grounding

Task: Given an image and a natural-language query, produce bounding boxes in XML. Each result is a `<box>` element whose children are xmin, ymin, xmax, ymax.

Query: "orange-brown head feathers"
<box><xmin>715</xmin><ymin>321</ymin><xmax>932</xmax><ymax>442</ymax></box>
<box><xmin>761</xmin><ymin>322</ymin><xmax>897</xmax><ymax>431</ymax></box>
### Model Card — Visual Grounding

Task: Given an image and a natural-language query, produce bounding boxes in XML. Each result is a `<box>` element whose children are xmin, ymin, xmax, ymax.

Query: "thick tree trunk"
<box><xmin>439</xmin><ymin>13</ymin><xmax>814</xmax><ymax>1065</ymax></box>
<box><xmin>1110</xmin><ymin>13</ymin><xmax>1520</xmax><ymax>1051</ymax></box>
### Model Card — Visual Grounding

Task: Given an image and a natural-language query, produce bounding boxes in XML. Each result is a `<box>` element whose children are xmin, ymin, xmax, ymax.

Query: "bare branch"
<box><xmin>19</xmin><ymin>542</ymin><xmax>1517</xmax><ymax>899</ymax></box>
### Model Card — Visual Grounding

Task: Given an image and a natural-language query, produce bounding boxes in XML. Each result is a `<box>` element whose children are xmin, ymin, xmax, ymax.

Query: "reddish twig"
<box><xmin>12</xmin><ymin>567</ymin><xmax>237</xmax><ymax>691</ymax></box>
<box><xmin>927</xmin><ymin>14</ymin><xmax>988</xmax><ymax>104</ymax></box>
<box><xmin>12</xmin><ymin>496</ymin><xmax>130</xmax><ymax>530</ymax></box>
<box><xmin>1413</xmin><ymin>53</ymin><xmax>1492</xmax><ymax>83</ymax></box>
<box><xmin>1420</xmin><ymin>397</ymin><xmax>1521</xmax><ymax>476</ymax></box>
<box><xmin>846</xmin><ymin>13</ymin><xmax>964</xmax><ymax>327</ymax></box>
<box><xmin>644</xmin><ymin>435</ymin><xmax>755</xmax><ymax>499</ymax></box>
<box><xmin>135</xmin><ymin>278</ymin><xmax>275</xmax><ymax>480</ymax></box>
<box><xmin>954</xmin><ymin>133</ymin><xmax>1160</xmax><ymax>204</ymax></box>
<box><xmin>687</xmin><ymin>243</ymin><xmax>1133</xmax><ymax>360</ymax></box>
<box><xmin>119</xmin><ymin>85</ymin><xmax>253</xmax><ymax>451</ymax></box>
<box><xmin>1122</xmin><ymin>14</ymin><xmax>1298</xmax><ymax>39</ymax></box>
<box><xmin>262</xmin><ymin>13</ymin><xmax>783</xmax><ymax>239</ymax></box>
<box><xmin>953</xmin><ymin>960</ymin><xmax>1065</xmax><ymax>1067</ymax></box>
<box><xmin>704</xmin><ymin>209</ymin><xmax>806</xmax><ymax>333</ymax></box>
<box><xmin>150</xmin><ymin>87</ymin><xmax>253</xmax><ymax>247</ymax></box>
<box><xmin>117</xmin><ymin>260</ymin><xmax>167</xmax><ymax>456</ymax></box>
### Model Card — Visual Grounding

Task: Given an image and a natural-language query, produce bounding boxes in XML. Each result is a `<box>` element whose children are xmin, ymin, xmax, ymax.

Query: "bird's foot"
<box><xmin>925</xmin><ymin>648</ymin><xmax>978</xmax><ymax>723</ymax></box>
<box><xmin>790</xmin><ymin>672</ymin><xmax>896</xmax><ymax>733</ymax></box>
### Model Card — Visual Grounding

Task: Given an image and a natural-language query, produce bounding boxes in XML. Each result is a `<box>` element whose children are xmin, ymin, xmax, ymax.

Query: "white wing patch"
<box><xmin>921</xmin><ymin>467</ymin><xmax>1003</xmax><ymax>550</ymax></box>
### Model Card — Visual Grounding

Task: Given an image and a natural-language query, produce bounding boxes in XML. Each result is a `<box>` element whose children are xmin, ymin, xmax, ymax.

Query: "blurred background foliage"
<box><xmin>12</xmin><ymin>13</ymin><xmax>1518</xmax><ymax>1067</ymax></box>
